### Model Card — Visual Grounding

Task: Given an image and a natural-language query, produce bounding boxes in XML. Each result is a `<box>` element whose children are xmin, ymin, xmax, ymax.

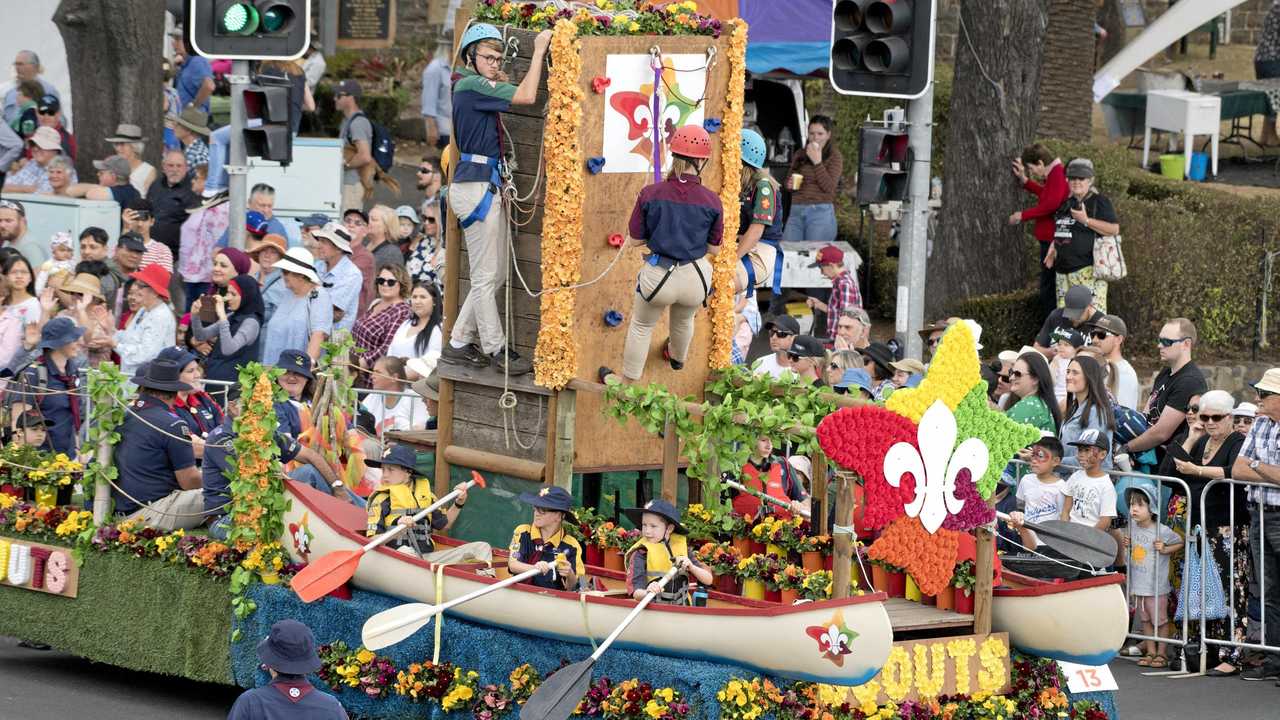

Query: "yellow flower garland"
<box><xmin>534</xmin><ymin>20</ymin><xmax>586</xmax><ymax>390</ymax></box>
<box><xmin>707</xmin><ymin>19</ymin><xmax>748</xmax><ymax>369</ymax></box>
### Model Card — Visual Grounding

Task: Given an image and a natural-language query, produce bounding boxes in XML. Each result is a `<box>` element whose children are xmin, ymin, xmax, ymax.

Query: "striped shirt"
<box><xmin>1242</xmin><ymin>415</ymin><xmax>1280</xmax><ymax>507</ymax></box>
<box><xmin>142</xmin><ymin>239</ymin><xmax>174</xmax><ymax>273</ymax></box>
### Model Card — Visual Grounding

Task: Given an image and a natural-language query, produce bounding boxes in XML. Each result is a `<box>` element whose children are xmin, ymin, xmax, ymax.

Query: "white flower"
<box><xmin>883</xmin><ymin>400</ymin><xmax>989</xmax><ymax>533</ymax></box>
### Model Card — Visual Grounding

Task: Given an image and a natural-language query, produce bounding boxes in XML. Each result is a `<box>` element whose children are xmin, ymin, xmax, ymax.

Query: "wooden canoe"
<box><xmin>280</xmin><ymin>481</ymin><xmax>895</xmax><ymax>685</ymax></box>
<box><xmin>992</xmin><ymin>572</ymin><xmax>1129</xmax><ymax>665</ymax></box>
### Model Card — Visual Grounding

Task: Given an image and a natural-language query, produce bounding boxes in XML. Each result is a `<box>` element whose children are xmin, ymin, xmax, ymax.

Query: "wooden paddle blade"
<box><xmin>1028</xmin><ymin>519</ymin><xmax>1118</xmax><ymax>568</ymax></box>
<box><xmin>291</xmin><ymin>549</ymin><xmax>363</xmax><ymax>603</ymax></box>
<box><xmin>519</xmin><ymin>658</ymin><xmax>595</xmax><ymax>720</ymax></box>
<box><xmin>362</xmin><ymin>602</ymin><xmax>438</xmax><ymax>650</ymax></box>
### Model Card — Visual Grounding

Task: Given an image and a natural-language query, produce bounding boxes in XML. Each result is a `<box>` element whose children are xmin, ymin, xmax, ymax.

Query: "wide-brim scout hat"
<box><xmin>364</xmin><ymin>444</ymin><xmax>418</xmax><ymax>472</ymax></box>
<box><xmin>256</xmin><ymin>619</ymin><xmax>322</xmax><ymax>675</ymax></box>
<box><xmin>131</xmin><ymin>359</ymin><xmax>194</xmax><ymax>393</ymax></box>
<box><xmin>38</xmin><ymin>316</ymin><xmax>84</xmax><ymax>351</ymax></box>
<box><xmin>623</xmin><ymin>498</ymin><xmax>687</xmax><ymax>536</ymax></box>
<box><xmin>517</xmin><ymin>485</ymin><xmax>577</xmax><ymax>524</ymax></box>
<box><xmin>174</xmin><ymin>107</ymin><xmax>211</xmax><ymax>136</ymax></box>
<box><xmin>862</xmin><ymin>341</ymin><xmax>896</xmax><ymax>376</ymax></box>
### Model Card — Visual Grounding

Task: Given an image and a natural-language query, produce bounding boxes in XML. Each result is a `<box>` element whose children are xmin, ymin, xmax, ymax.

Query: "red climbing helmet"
<box><xmin>669</xmin><ymin>125</ymin><xmax>712</xmax><ymax>160</ymax></box>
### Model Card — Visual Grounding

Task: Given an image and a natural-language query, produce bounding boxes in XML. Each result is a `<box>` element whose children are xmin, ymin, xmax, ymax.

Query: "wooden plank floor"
<box><xmin>439</xmin><ymin>361</ymin><xmax>552</xmax><ymax>396</ymax></box>
<box><xmin>883</xmin><ymin>598</ymin><xmax>974</xmax><ymax>632</ymax></box>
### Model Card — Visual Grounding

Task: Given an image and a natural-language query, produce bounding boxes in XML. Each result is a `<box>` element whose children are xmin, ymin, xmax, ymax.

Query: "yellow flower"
<box><xmin>628</xmin><ymin>20</ymin><xmax>641</xmax><ymax>32</ymax></box>
<box><xmin>0</xmin><ymin>494</ymin><xmax>15</xmax><ymax>510</ymax></box>
<box><xmin>355</xmin><ymin>649</ymin><xmax>375</xmax><ymax>664</ymax></box>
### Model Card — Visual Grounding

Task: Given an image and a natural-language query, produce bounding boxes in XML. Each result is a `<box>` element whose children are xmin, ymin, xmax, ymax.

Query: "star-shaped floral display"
<box><xmin>816</xmin><ymin>322</ymin><xmax>1042</xmax><ymax>596</ymax></box>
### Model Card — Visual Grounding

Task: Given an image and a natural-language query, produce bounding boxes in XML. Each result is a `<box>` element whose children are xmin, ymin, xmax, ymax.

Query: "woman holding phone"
<box><xmin>1048</xmin><ymin>158</ymin><xmax>1118</xmax><ymax>313</ymax></box>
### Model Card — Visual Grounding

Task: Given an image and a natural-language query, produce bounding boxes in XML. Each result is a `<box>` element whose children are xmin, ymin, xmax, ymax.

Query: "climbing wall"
<box><xmin>442</xmin><ymin>20</ymin><xmax>733</xmax><ymax>472</ymax></box>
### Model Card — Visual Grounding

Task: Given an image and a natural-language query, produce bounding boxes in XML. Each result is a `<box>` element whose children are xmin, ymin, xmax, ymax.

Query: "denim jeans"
<box><xmin>782</xmin><ymin>203</ymin><xmax>837</xmax><ymax>243</ymax></box>
<box><xmin>205</xmin><ymin>126</ymin><xmax>232</xmax><ymax>193</ymax></box>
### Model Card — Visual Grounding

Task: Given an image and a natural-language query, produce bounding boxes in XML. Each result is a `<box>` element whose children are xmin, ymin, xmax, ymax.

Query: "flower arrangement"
<box><xmin>735</xmin><ymin>552</ymin><xmax>784</xmax><ymax>589</ymax></box>
<box><xmin>751</xmin><ymin>515</ymin><xmax>812</xmax><ymax>555</ymax></box>
<box><xmin>952</xmin><ymin>560</ymin><xmax>977</xmax><ymax>597</ymax></box>
<box><xmin>865</xmin><ymin>517</ymin><xmax>959</xmax><ymax>597</ymax></box>
<box><xmin>717</xmin><ymin>677</ymin><xmax>766</xmax><ymax>720</ymax></box>
<box><xmin>682</xmin><ymin>503</ymin><xmax>720</xmax><ymax>541</ymax></box>
<box><xmin>568</xmin><ymin>506</ymin><xmax>604</xmax><ymax>546</ymax></box>
<box><xmin>0</xmin><ymin>445</ymin><xmax>82</xmax><ymax>492</ymax></box>
<box><xmin>707</xmin><ymin>18</ymin><xmax>747</xmax><ymax>368</ymax></box>
<box><xmin>443</xmin><ymin>667</ymin><xmax>481</xmax><ymax>712</ymax></box>
<box><xmin>576</xmin><ymin>677</ymin><xmax>615</xmax><ymax>716</ymax></box>
<box><xmin>597</xmin><ymin>678</ymin><xmax>690</xmax><ymax>720</ymax></box>
<box><xmin>533</xmin><ymin>19</ymin><xmax>585</xmax><ymax>389</ymax></box>
<box><xmin>228</xmin><ymin>365</ymin><xmax>287</xmax><ymax>551</ymax></box>
<box><xmin>508</xmin><ymin>663</ymin><xmax>542</xmax><ymax>703</ymax></box>
<box><xmin>799</xmin><ymin>533</ymin><xmax>833</xmax><ymax>556</ymax></box>
<box><xmin>77</xmin><ymin>519</ymin><xmax>249</xmax><ymax>578</ymax></box>
<box><xmin>595</xmin><ymin>521</ymin><xmax>639</xmax><ymax>550</ymax></box>
<box><xmin>474</xmin><ymin>683</ymin><xmax>515</xmax><ymax>719</ymax></box>
<box><xmin>27</xmin><ymin>453</ymin><xmax>83</xmax><ymax>487</ymax></box>
<box><xmin>798</xmin><ymin>569</ymin><xmax>834</xmax><ymax>601</ymax></box>
<box><xmin>775</xmin><ymin>562</ymin><xmax>807</xmax><ymax>592</ymax></box>
<box><xmin>695</xmin><ymin>541</ymin><xmax>742</xmax><ymax>577</ymax></box>
<box><xmin>316</xmin><ymin>642</ymin><xmax>398</xmax><ymax>699</ymax></box>
<box><xmin>474</xmin><ymin>0</ymin><xmax>724</xmax><ymax>37</ymax></box>
<box><xmin>242</xmin><ymin>542</ymin><xmax>287</xmax><ymax>578</ymax></box>
<box><xmin>394</xmin><ymin>660</ymin><xmax>458</xmax><ymax>703</ymax></box>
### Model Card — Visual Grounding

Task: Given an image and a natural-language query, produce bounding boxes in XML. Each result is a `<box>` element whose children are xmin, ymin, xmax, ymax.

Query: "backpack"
<box><xmin>350</xmin><ymin>112</ymin><xmax>395</xmax><ymax>172</ymax></box>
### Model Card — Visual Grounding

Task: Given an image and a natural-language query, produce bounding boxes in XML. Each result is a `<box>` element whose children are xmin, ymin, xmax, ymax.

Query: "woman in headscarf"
<box><xmin>192</xmin><ymin>273</ymin><xmax>264</xmax><ymax>396</ymax></box>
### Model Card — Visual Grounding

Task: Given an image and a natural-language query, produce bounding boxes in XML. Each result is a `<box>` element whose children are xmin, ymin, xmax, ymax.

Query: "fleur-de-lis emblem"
<box><xmin>805</xmin><ymin>610</ymin><xmax>858</xmax><ymax>667</ymax></box>
<box><xmin>883</xmin><ymin>400</ymin><xmax>989</xmax><ymax>534</ymax></box>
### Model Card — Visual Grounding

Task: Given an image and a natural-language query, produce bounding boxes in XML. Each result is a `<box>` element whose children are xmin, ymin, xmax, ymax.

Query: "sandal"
<box><xmin>1137</xmin><ymin>655</ymin><xmax>1153</xmax><ymax>666</ymax></box>
<box><xmin>1149</xmin><ymin>656</ymin><xmax>1168</xmax><ymax>669</ymax></box>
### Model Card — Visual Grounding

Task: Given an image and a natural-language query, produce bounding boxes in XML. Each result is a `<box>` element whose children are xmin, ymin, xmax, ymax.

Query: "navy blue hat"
<box><xmin>15</xmin><ymin>409</ymin><xmax>47</xmax><ymax>429</ymax></box>
<box><xmin>256</xmin><ymin>619</ymin><xmax>322</xmax><ymax>674</ymax></box>
<box><xmin>38</xmin><ymin>316</ymin><xmax>85</xmax><ymax>351</ymax></box>
<box><xmin>131</xmin><ymin>359</ymin><xmax>194</xmax><ymax>393</ymax></box>
<box><xmin>623</xmin><ymin>498</ymin><xmax>687</xmax><ymax>536</ymax></box>
<box><xmin>117</xmin><ymin>233</ymin><xmax>146</xmax><ymax>254</ymax></box>
<box><xmin>276</xmin><ymin>349</ymin><xmax>314</xmax><ymax>380</ymax></box>
<box><xmin>298</xmin><ymin>213</ymin><xmax>330</xmax><ymax>228</ymax></box>
<box><xmin>157</xmin><ymin>345</ymin><xmax>198</xmax><ymax>370</ymax></box>
<box><xmin>365</xmin><ymin>444</ymin><xmax>418</xmax><ymax>472</ymax></box>
<box><xmin>518</xmin><ymin>485</ymin><xmax>577</xmax><ymax>524</ymax></box>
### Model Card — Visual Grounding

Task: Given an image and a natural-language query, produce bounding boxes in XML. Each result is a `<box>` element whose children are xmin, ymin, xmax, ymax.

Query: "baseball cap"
<box><xmin>93</xmin><ymin>155</ymin><xmax>130</xmax><ymax>179</ymax></box>
<box><xmin>787</xmin><ymin>335</ymin><xmax>826</xmax><ymax>358</ymax></box>
<box><xmin>1068</xmin><ymin>427</ymin><xmax>1111</xmax><ymax>452</ymax></box>
<box><xmin>246</xmin><ymin>210</ymin><xmax>269</xmax><ymax>236</ymax></box>
<box><xmin>117</xmin><ymin>233</ymin><xmax>146</xmax><ymax>253</ymax></box>
<box><xmin>1086</xmin><ymin>314</ymin><xmax>1127</xmax><ymax>337</ymax></box>
<box><xmin>1061</xmin><ymin>285</ymin><xmax>1094</xmax><ymax>321</ymax></box>
<box><xmin>36</xmin><ymin>94</ymin><xmax>60</xmax><ymax>114</ymax></box>
<box><xmin>335</xmin><ymin>79</ymin><xmax>363</xmax><ymax>98</ymax></box>
<box><xmin>298</xmin><ymin>213</ymin><xmax>330</xmax><ymax>229</ymax></box>
<box><xmin>809</xmin><ymin>244</ymin><xmax>845</xmax><ymax>268</ymax></box>
<box><xmin>764</xmin><ymin>314</ymin><xmax>800</xmax><ymax>336</ymax></box>
<box><xmin>28</xmin><ymin>126</ymin><xmax>61</xmax><ymax>150</ymax></box>
<box><xmin>1050</xmin><ymin>327</ymin><xmax>1085</xmax><ymax>349</ymax></box>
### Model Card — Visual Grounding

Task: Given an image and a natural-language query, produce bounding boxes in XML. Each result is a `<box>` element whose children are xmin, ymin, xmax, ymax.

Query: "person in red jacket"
<box><xmin>1008</xmin><ymin>143</ymin><xmax>1068</xmax><ymax>318</ymax></box>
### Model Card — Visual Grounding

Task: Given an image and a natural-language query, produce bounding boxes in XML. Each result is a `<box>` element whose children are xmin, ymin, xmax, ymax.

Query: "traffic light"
<box><xmin>829</xmin><ymin>0</ymin><xmax>936</xmax><ymax>99</ymax></box>
<box><xmin>856</xmin><ymin>127</ymin><xmax>909</xmax><ymax>205</ymax></box>
<box><xmin>243</xmin><ymin>82</ymin><xmax>293</xmax><ymax>163</ymax></box>
<box><xmin>186</xmin><ymin>0</ymin><xmax>311</xmax><ymax>60</ymax></box>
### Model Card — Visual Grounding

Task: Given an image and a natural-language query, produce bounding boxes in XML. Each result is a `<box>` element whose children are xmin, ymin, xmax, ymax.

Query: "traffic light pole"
<box><xmin>227</xmin><ymin>60</ymin><xmax>250</xmax><ymax>250</ymax></box>
<box><xmin>893</xmin><ymin>82</ymin><xmax>934</xmax><ymax>361</ymax></box>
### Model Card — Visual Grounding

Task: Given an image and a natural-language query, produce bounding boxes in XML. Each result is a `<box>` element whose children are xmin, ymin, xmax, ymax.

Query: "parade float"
<box><xmin>0</xmin><ymin>2</ymin><xmax>1125</xmax><ymax>717</ymax></box>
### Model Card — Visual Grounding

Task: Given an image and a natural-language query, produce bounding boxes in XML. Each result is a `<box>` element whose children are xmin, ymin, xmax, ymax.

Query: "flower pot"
<box><xmin>33</xmin><ymin>484</ymin><xmax>56</xmax><ymax>509</ymax></box>
<box><xmin>935</xmin><ymin>587</ymin><xmax>954</xmax><ymax>611</ymax></box>
<box><xmin>585</xmin><ymin>544</ymin><xmax>604</xmax><ymax>567</ymax></box>
<box><xmin>260</xmin><ymin>572</ymin><xmax>280</xmax><ymax>585</ymax></box>
<box><xmin>766</xmin><ymin>543</ymin><xmax>786</xmax><ymax>558</ymax></box>
<box><xmin>715</xmin><ymin>574</ymin><xmax>740</xmax><ymax>595</ymax></box>
<box><xmin>802</xmin><ymin>551</ymin><xmax>824</xmax><ymax>573</ymax></box>
<box><xmin>742</xmin><ymin>578</ymin><xmax>766</xmax><ymax>600</ymax></box>
<box><xmin>824</xmin><ymin>554</ymin><xmax>834</xmax><ymax>571</ymax></box>
<box><xmin>871</xmin><ymin>565</ymin><xmax>889</xmax><ymax>593</ymax></box>
<box><xmin>954</xmin><ymin>587</ymin><xmax>975</xmax><ymax>614</ymax></box>
<box><xmin>780</xmin><ymin>588</ymin><xmax>799</xmax><ymax>605</ymax></box>
<box><xmin>886</xmin><ymin>571</ymin><xmax>907</xmax><ymax>598</ymax></box>
<box><xmin>905</xmin><ymin>576</ymin><xmax>922</xmax><ymax>602</ymax></box>
<box><xmin>0</xmin><ymin>483</ymin><xmax>22</xmax><ymax>499</ymax></box>
<box><xmin>764</xmin><ymin>587</ymin><xmax>781</xmax><ymax>603</ymax></box>
<box><xmin>749</xmin><ymin>540</ymin><xmax>766</xmax><ymax>556</ymax></box>
<box><xmin>731</xmin><ymin>536</ymin><xmax>752</xmax><ymax>558</ymax></box>
<box><xmin>921</xmin><ymin>592</ymin><xmax>937</xmax><ymax>607</ymax></box>
<box><xmin>603</xmin><ymin>548</ymin><xmax>625</xmax><ymax>571</ymax></box>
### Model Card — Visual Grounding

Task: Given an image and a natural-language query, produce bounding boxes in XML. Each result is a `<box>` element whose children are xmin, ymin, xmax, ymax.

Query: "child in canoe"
<box><xmin>508</xmin><ymin>485</ymin><xmax>584</xmax><ymax>591</ymax></box>
<box><xmin>365</xmin><ymin>445</ymin><xmax>467</xmax><ymax>557</ymax></box>
<box><xmin>623</xmin><ymin>499</ymin><xmax>714</xmax><ymax>604</ymax></box>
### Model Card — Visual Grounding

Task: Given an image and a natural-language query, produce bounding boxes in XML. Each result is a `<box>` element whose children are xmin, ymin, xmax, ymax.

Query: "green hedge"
<box><xmin>0</xmin><ymin>539</ymin><xmax>233</xmax><ymax>684</ymax></box>
<box><xmin>953</xmin><ymin>287</ymin><xmax>1043</xmax><ymax>356</ymax></box>
<box><xmin>310</xmin><ymin>83</ymin><xmax>405</xmax><ymax>138</ymax></box>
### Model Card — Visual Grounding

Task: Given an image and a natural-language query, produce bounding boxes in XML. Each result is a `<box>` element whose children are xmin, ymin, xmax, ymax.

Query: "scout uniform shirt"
<box><xmin>450</xmin><ymin>67</ymin><xmax>515</xmax><ymax>185</ymax></box>
<box><xmin>112</xmin><ymin>395</ymin><xmax>197</xmax><ymax>514</ymax></box>
<box><xmin>366</xmin><ymin>477</ymin><xmax>448</xmax><ymax>554</ymax></box>
<box><xmin>509</xmin><ymin>524</ymin><xmax>585</xmax><ymax>590</ymax></box>
<box><xmin>737</xmin><ymin>175</ymin><xmax>784</xmax><ymax>296</ymax></box>
<box><xmin>226</xmin><ymin>677</ymin><xmax>349</xmax><ymax>720</ymax></box>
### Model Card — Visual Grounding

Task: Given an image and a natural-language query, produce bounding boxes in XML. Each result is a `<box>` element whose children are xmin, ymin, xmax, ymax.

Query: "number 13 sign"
<box><xmin>1057</xmin><ymin>661</ymin><xmax>1119</xmax><ymax>693</ymax></box>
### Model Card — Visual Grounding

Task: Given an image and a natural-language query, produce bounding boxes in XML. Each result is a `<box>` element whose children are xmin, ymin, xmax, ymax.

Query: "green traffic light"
<box><xmin>221</xmin><ymin>2</ymin><xmax>260</xmax><ymax>36</ymax></box>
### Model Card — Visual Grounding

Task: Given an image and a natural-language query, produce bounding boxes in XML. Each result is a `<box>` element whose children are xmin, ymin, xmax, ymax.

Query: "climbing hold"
<box><xmin>607</xmin><ymin>233</ymin><xmax>625</xmax><ymax>248</ymax></box>
<box><xmin>603</xmin><ymin>310</ymin><xmax>624</xmax><ymax>327</ymax></box>
<box><xmin>587</xmin><ymin>156</ymin><xmax>607</xmax><ymax>174</ymax></box>
<box><xmin>703</xmin><ymin>118</ymin><xmax>722</xmax><ymax>133</ymax></box>
<box><xmin>592</xmin><ymin>76</ymin><xmax>612</xmax><ymax>94</ymax></box>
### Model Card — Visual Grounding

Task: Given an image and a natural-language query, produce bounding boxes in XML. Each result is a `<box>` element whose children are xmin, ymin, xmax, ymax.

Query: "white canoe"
<box><xmin>992</xmin><ymin>572</ymin><xmax>1129</xmax><ymax>665</ymax></box>
<box><xmin>280</xmin><ymin>481</ymin><xmax>895</xmax><ymax>686</ymax></box>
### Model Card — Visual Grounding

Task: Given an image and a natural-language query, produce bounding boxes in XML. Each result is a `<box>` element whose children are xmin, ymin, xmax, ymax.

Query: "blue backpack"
<box><xmin>350</xmin><ymin>112</ymin><xmax>396</xmax><ymax>172</ymax></box>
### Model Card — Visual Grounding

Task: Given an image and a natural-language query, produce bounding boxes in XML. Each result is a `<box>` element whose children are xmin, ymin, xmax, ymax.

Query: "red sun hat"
<box><xmin>669</xmin><ymin>125</ymin><xmax>712</xmax><ymax>160</ymax></box>
<box><xmin>130</xmin><ymin>264</ymin><xmax>172</xmax><ymax>301</ymax></box>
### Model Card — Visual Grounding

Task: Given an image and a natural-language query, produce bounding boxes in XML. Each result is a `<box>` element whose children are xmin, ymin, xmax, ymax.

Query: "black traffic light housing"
<box><xmin>186</xmin><ymin>0</ymin><xmax>311</xmax><ymax>61</ymax></box>
<box><xmin>243</xmin><ymin>81</ymin><xmax>293</xmax><ymax>163</ymax></box>
<box><xmin>829</xmin><ymin>0</ymin><xmax>936</xmax><ymax>99</ymax></box>
<box><xmin>856</xmin><ymin>127</ymin><xmax>909</xmax><ymax>205</ymax></box>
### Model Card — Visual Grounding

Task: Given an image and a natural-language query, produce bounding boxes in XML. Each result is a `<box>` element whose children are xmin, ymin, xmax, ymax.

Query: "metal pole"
<box><xmin>893</xmin><ymin>83</ymin><xmax>934</xmax><ymax>360</ymax></box>
<box><xmin>228</xmin><ymin>60</ymin><xmax>250</xmax><ymax>250</ymax></box>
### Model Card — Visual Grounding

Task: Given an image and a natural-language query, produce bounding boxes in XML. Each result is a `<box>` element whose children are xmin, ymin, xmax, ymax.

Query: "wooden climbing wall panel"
<box><xmin>443</xmin><ymin>19</ymin><xmax>734</xmax><ymax>472</ymax></box>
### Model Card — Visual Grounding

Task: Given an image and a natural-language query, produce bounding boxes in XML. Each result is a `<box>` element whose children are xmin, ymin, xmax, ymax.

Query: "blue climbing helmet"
<box><xmin>460</xmin><ymin>23</ymin><xmax>503</xmax><ymax>56</ymax></box>
<box><xmin>740</xmin><ymin>129</ymin><xmax>767</xmax><ymax>169</ymax></box>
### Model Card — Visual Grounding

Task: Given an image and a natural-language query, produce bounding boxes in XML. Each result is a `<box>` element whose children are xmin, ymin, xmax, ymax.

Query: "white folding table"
<box><xmin>1141</xmin><ymin>89</ymin><xmax>1221</xmax><ymax>178</ymax></box>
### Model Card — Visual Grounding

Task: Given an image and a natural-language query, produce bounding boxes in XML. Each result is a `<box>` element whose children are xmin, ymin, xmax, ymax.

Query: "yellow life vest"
<box><xmin>626</xmin><ymin>534</ymin><xmax>691</xmax><ymax>604</ymax></box>
<box><xmin>367</xmin><ymin>477</ymin><xmax>438</xmax><ymax>552</ymax></box>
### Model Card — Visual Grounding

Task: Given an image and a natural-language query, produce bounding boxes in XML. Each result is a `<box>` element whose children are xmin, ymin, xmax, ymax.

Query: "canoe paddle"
<box><xmin>996</xmin><ymin>511</ymin><xmax>1118</xmax><ymax>568</ymax></box>
<box><xmin>362</xmin><ymin>566</ymin><xmax>546</xmax><ymax>649</ymax></box>
<box><xmin>292</xmin><ymin>471</ymin><xmax>487</xmax><ymax>603</ymax></box>
<box><xmin>721</xmin><ymin>478</ymin><xmax>811</xmax><ymax>519</ymax></box>
<box><xmin>520</xmin><ymin>565</ymin><xmax>681</xmax><ymax>720</ymax></box>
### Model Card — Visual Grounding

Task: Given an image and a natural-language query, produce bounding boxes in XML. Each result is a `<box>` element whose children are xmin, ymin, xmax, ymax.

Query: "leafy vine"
<box><xmin>84</xmin><ymin>362</ymin><xmax>129</xmax><ymax>526</ymax></box>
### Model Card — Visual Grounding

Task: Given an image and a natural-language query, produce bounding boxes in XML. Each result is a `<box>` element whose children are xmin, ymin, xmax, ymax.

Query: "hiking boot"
<box><xmin>1241</xmin><ymin>664</ymin><xmax>1280</xmax><ymax>681</ymax></box>
<box><xmin>493</xmin><ymin>348</ymin><xmax>533</xmax><ymax>375</ymax></box>
<box><xmin>441</xmin><ymin>343</ymin><xmax>490</xmax><ymax>368</ymax></box>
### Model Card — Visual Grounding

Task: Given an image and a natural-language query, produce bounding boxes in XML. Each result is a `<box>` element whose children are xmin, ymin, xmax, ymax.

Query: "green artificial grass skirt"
<box><xmin>0</xmin><ymin>536</ymin><xmax>234</xmax><ymax>684</ymax></box>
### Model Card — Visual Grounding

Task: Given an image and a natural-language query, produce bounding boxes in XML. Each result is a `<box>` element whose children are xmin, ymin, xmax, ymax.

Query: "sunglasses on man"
<box><xmin>1157</xmin><ymin>336</ymin><xmax>1189</xmax><ymax>347</ymax></box>
<box><xmin>770</xmin><ymin>330</ymin><xmax>794</xmax><ymax>339</ymax></box>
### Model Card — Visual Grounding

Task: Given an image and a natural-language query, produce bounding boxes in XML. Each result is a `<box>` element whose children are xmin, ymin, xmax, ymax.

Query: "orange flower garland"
<box><xmin>707</xmin><ymin>19</ymin><xmax>747</xmax><ymax>369</ymax></box>
<box><xmin>533</xmin><ymin>20</ymin><xmax>586</xmax><ymax>390</ymax></box>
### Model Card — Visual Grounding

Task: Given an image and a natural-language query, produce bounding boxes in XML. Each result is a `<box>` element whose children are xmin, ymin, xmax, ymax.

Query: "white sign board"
<box><xmin>1058</xmin><ymin>661</ymin><xmax>1118</xmax><ymax>694</ymax></box>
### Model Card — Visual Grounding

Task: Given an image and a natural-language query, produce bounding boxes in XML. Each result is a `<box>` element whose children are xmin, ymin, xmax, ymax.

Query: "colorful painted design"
<box><xmin>805</xmin><ymin>609</ymin><xmax>859</xmax><ymax>667</ymax></box>
<box><xmin>601</xmin><ymin>53</ymin><xmax>707</xmax><ymax>174</ymax></box>
<box><xmin>290</xmin><ymin>511</ymin><xmax>313</xmax><ymax>560</ymax></box>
